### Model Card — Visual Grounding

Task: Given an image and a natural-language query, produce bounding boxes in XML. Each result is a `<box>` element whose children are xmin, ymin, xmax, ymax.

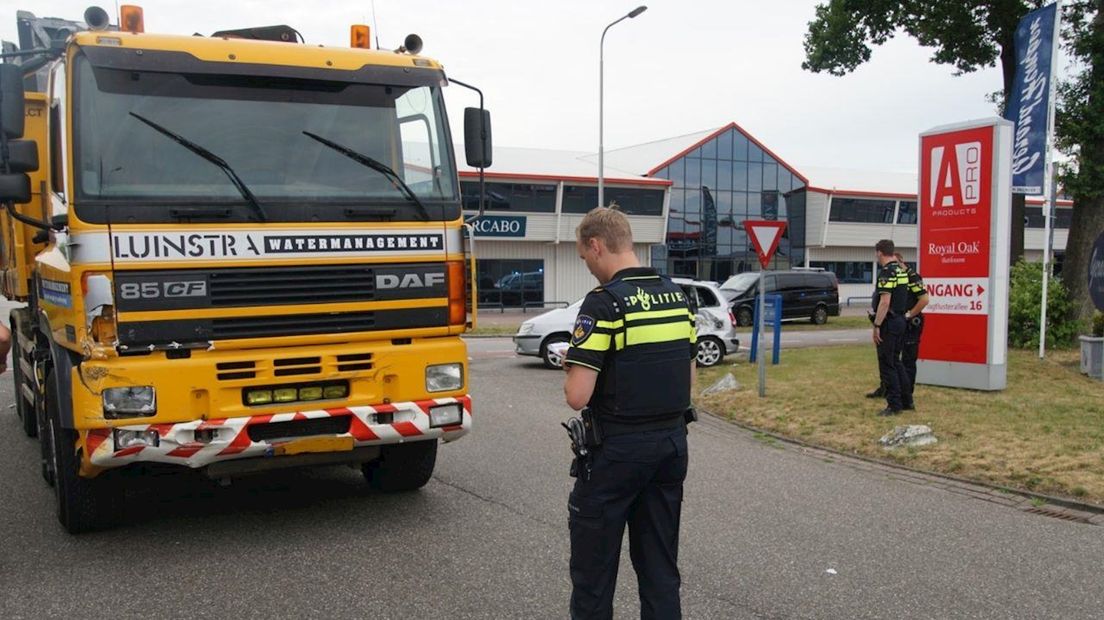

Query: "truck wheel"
<box><xmin>540</xmin><ymin>335</ymin><xmax>569</xmax><ymax>370</ymax></box>
<box><xmin>362</xmin><ymin>440</ymin><xmax>438</xmax><ymax>492</ymax></box>
<box><xmin>10</xmin><ymin>326</ymin><xmax>36</xmax><ymax>438</ymax></box>
<box><xmin>45</xmin><ymin>370</ymin><xmax>122</xmax><ymax>534</ymax></box>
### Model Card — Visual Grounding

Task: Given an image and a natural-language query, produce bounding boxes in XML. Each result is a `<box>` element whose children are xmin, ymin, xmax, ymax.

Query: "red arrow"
<box><xmin>977</xmin><ymin>285</ymin><xmax>985</xmax><ymax>295</ymax></box>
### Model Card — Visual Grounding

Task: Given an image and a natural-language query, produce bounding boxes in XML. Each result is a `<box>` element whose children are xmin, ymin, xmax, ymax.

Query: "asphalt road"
<box><xmin>1</xmin><ymin>339</ymin><xmax>1102</xmax><ymax>619</ymax></box>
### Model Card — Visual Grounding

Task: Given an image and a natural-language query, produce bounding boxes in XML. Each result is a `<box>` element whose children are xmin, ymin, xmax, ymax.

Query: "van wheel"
<box><xmin>11</xmin><ymin>326</ymin><xmax>36</xmax><ymax>438</ymax></box>
<box><xmin>811</xmin><ymin>305</ymin><xmax>828</xmax><ymax>325</ymax></box>
<box><xmin>696</xmin><ymin>337</ymin><xmax>725</xmax><ymax>368</ymax></box>
<box><xmin>735</xmin><ymin>307</ymin><xmax>753</xmax><ymax>327</ymax></box>
<box><xmin>540</xmin><ymin>335</ymin><xmax>569</xmax><ymax>370</ymax></box>
<box><xmin>45</xmin><ymin>369</ymin><xmax>122</xmax><ymax>534</ymax></box>
<box><xmin>362</xmin><ymin>440</ymin><xmax>438</xmax><ymax>492</ymax></box>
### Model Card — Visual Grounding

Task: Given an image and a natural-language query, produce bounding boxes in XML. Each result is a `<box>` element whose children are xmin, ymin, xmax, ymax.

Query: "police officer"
<box><xmin>865</xmin><ymin>253</ymin><xmax>929</xmax><ymax>407</ymax></box>
<box><xmin>871</xmin><ymin>240</ymin><xmax>910</xmax><ymax>416</ymax></box>
<box><xmin>894</xmin><ymin>253</ymin><xmax>929</xmax><ymax>409</ymax></box>
<box><xmin>563</xmin><ymin>206</ymin><xmax>696</xmax><ymax>619</ymax></box>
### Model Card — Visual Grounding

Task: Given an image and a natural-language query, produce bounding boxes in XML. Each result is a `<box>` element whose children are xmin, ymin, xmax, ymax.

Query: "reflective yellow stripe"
<box><xmin>614</xmin><ymin>332</ymin><xmax>625</xmax><ymax>350</ymax></box>
<box><xmin>624</xmin><ymin>308</ymin><xmax>693</xmax><ymax>322</ymax></box>
<box><xmin>576</xmin><ymin>332</ymin><xmax>611</xmax><ymax>351</ymax></box>
<box><xmin>596</xmin><ymin>319</ymin><xmax>623</xmax><ymax>329</ymax></box>
<box><xmin>625</xmin><ymin>322</ymin><xmax>694</xmax><ymax>346</ymax></box>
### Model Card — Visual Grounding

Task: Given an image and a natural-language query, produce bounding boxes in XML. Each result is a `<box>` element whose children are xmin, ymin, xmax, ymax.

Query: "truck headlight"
<box><xmin>113</xmin><ymin>428</ymin><xmax>160</xmax><ymax>449</ymax></box>
<box><xmin>103</xmin><ymin>386</ymin><xmax>156</xmax><ymax>419</ymax></box>
<box><xmin>428</xmin><ymin>403</ymin><xmax>463</xmax><ymax>428</ymax></box>
<box><xmin>425</xmin><ymin>363</ymin><xmax>463</xmax><ymax>393</ymax></box>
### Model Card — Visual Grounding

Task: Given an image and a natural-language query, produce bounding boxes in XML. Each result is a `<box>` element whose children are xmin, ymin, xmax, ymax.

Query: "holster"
<box><xmin>580</xmin><ymin>408</ymin><xmax>603</xmax><ymax>449</ymax></box>
<box><xmin>684</xmin><ymin>406</ymin><xmax>698</xmax><ymax>425</ymax></box>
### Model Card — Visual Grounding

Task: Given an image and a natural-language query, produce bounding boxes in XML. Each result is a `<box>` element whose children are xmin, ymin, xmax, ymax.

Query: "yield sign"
<box><xmin>743</xmin><ymin>220</ymin><xmax>788</xmax><ymax>269</ymax></box>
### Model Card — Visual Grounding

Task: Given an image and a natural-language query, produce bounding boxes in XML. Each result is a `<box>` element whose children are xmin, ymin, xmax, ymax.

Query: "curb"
<box><xmin>697</xmin><ymin>406</ymin><xmax>1104</xmax><ymax>523</ymax></box>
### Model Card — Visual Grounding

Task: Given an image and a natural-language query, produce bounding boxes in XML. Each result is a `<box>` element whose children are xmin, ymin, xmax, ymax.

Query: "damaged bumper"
<box><xmin>84</xmin><ymin>396</ymin><xmax>471</xmax><ymax>471</ymax></box>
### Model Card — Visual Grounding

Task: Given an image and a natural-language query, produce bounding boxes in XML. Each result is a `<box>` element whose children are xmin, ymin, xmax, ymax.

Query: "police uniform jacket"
<box><xmin>565</xmin><ymin>267</ymin><xmax>697</xmax><ymax>433</ymax></box>
<box><xmin>871</xmin><ymin>261</ymin><xmax>910</xmax><ymax>316</ymax></box>
<box><xmin>902</xmin><ymin>265</ymin><xmax>928</xmax><ymax>313</ymax></box>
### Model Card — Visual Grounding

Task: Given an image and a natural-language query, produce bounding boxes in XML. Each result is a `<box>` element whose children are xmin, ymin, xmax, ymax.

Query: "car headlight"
<box><xmin>426</xmin><ymin>363</ymin><xmax>463</xmax><ymax>393</ymax></box>
<box><xmin>102</xmin><ymin>386</ymin><xmax>156</xmax><ymax>419</ymax></box>
<box><xmin>517</xmin><ymin>323</ymin><xmax>534</xmax><ymax>335</ymax></box>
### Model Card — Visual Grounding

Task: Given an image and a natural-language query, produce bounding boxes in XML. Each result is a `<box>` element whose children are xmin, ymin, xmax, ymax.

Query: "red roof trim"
<box><xmin>458</xmin><ymin>170</ymin><xmax>672</xmax><ymax>187</ymax></box>
<box><xmin>807</xmin><ymin>185</ymin><xmax>1074</xmax><ymax>207</ymax></box>
<box><xmin>644</xmin><ymin>121</ymin><xmax>810</xmax><ymax>185</ymax></box>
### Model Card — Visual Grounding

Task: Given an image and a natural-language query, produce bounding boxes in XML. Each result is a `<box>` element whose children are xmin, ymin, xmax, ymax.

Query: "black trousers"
<box><xmin>569</xmin><ymin>425</ymin><xmax>689</xmax><ymax>620</ymax></box>
<box><xmin>901</xmin><ymin>315</ymin><xmax>924</xmax><ymax>405</ymax></box>
<box><xmin>877</xmin><ymin>316</ymin><xmax>909</xmax><ymax>411</ymax></box>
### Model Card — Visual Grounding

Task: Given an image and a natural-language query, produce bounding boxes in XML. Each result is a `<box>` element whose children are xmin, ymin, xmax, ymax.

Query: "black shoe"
<box><xmin>902</xmin><ymin>402</ymin><xmax>915</xmax><ymax>411</ymax></box>
<box><xmin>877</xmin><ymin>407</ymin><xmax>902</xmax><ymax>416</ymax></box>
<box><xmin>865</xmin><ymin>387</ymin><xmax>885</xmax><ymax>398</ymax></box>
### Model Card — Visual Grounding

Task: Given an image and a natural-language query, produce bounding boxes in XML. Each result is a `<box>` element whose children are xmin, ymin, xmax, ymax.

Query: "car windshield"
<box><xmin>72</xmin><ymin>55</ymin><xmax>457</xmax><ymax>220</ymax></box>
<box><xmin>720</xmin><ymin>272</ymin><xmax>760</xmax><ymax>295</ymax></box>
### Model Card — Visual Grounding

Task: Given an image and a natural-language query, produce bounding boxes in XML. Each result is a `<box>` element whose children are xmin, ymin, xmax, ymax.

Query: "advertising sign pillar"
<box><xmin>916</xmin><ymin>118</ymin><xmax>1013</xmax><ymax>391</ymax></box>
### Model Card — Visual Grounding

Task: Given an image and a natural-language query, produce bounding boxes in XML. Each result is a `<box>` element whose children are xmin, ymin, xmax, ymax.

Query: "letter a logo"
<box><xmin>930</xmin><ymin>145</ymin><xmax>963</xmax><ymax>209</ymax></box>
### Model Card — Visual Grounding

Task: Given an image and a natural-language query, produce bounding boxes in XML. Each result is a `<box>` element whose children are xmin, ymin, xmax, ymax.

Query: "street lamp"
<box><xmin>599</xmin><ymin>5</ymin><xmax>647</xmax><ymax>209</ymax></box>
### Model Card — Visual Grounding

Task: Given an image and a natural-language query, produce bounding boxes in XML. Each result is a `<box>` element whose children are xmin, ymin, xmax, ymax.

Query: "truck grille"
<box><xmin>247</xmin><ymin>416</ymin><xmax>352</xmax><ymax>442</ymax></box>
<box><xmin>207</xmin><ymin>264</ymin><xmax>375</xmax><ymax>306</ymax></box>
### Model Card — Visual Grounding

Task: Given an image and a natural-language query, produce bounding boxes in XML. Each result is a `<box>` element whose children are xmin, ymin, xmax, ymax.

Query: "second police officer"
<box><xmin>865</xmin><ymin>252</ymin><xmax>929</xmax><ymax>407</ymax></box>
<box><xmin>871</xmin><ymin>240</ymin><xmax>910</xmax><ymax>416</ymax></box>
<box><xmin>562</xmin><ymin>207</ymin><xmax>697</xmax><ymax>619</ymax></box>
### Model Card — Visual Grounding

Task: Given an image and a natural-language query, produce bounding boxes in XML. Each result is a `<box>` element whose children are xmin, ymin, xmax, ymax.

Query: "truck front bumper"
<box><xmin>86</xmin><ymin>396</ymin><xmax>471</xmax><ymax>471</ymax></box>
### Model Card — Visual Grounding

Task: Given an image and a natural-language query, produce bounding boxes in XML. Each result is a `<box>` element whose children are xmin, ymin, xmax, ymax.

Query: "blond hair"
<box><xmin>576</xmin><ymin>206</ymin><xmax>633</xmax><ymax>253</ymax></box>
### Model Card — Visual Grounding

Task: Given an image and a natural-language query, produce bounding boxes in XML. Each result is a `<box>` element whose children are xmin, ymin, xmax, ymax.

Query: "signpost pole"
<box><xmin>758</xmin><ymin>267</ymin><xmax>766</xmax><ymax>397</ymax></box>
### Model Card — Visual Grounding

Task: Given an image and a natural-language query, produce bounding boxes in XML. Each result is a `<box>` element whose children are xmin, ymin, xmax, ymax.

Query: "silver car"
<box><xmin>513</xmin><ymin>278</ymin><xmax>739</xmax><ymax>369</ymax></box>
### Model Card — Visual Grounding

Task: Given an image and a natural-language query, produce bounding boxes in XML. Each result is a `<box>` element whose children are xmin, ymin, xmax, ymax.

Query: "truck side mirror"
<box><xmin>0</xmin><ymin>64</ymin><xmax>26</xmax><ymax>139</ymax></box>
<box><xmin>0</xmin><ymin>173</ymin><xmax>31</xmax><ymax>204</ymax></box>
<box><xmin>6</xmin><ymin>140</ymin><xmax>39</xmax><ymax>173</ymax></box>
<box><xmin>463</xmin><ymin>107</ymin><xmax>492</xmax><ymax>169</ymax></box>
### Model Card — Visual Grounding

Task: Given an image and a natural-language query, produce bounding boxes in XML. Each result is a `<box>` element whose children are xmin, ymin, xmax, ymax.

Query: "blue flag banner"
<box><xmin>1006</xmin><ymin>3</ymin><xmax>1059</xmax><ymax>195</ymax></box>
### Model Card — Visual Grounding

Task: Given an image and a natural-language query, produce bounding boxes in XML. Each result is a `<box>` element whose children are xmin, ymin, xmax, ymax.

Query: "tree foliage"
<box><xmin>1056</xmin><ymin>1</ymin><xmax>1104</xmax><ymax>322</ymax></box>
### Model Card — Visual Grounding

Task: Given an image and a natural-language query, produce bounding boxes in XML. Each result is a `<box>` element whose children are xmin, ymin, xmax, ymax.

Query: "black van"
<box><xmin>720</xmin><ymin>270</ymin><xmax>840</xmax><ymax>326</ymax></box>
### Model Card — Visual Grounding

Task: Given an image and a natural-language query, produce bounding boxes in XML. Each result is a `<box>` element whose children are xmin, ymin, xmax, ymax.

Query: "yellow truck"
<box><xmin>0</xmin><ymin>6</ymin><xmax>490</xmax><ymax>533</ymax></box>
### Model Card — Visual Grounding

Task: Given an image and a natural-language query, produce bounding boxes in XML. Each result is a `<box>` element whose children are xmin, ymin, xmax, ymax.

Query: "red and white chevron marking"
<box><xmin>85</xmin><ymin>396</ymin><xmax>471</xmax><ymax>469</ymax></box>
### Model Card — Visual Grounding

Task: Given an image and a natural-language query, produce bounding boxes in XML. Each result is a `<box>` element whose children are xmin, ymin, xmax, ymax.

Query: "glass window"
<box><xmin>461</xmin><ymin>182</ymin><xmax>556</xmax><ymax>213</ymax></box>
<box><xmin>732</xmin><ymin>163</ymin><xmax>748</xmax><ymax>192</ymax></box>
<box><xmin>685</xmin><ymin>157</ymin><xmax>701</xmax><ymax>188</ymax></box>
<box><xmin>562</xmin><ymin>185</ymin><xmax>599</xmax><ymax>213</ymax></box>
<box><xmin>897</xmin><ymin>200</ymin><xmax>917</xmax><ymax>224</ymax></box>
<box><xmin>762</xmin><ymin>163</ymin><xmax>778</xmax><ymax>191</ymax></box>
<box><xmin>701</xmin><ymin>137</ymin><xmax>717</xmax><ymax>159</ymax></box>
<box><xmin>604</xmin><ymin>187</ymin><xmax>665</xmax><ymax>216</ymax></box>
<box><xmin>667</xmin><ymin>158</ymin><xmax>685</xmax><ymax>188</ymax></box>
<box><xmin>718</xmin><ymin>161</ymin><xmax>733</xmax><ymax>191</ymax></box>
<box><xmin>717</xmin><ymin>130</ymin><xmax>733</xmax><ymax>160</ymax></box>
<box><xmin>810</xmin><ymin>261</ymin><xmax>874</xmax><ymax>284</ymax></box>
<box><xmin>477</xmin><ymin>259</ymin><xmax>544</xmax><ymax>308</ymax></box>
<box><xmin>829</xmin><ymin>197</ymin><xmax>896</xmax><ymax>223</ymax></box>
<box><xmin>1026</xmin><ymin>206</ymin><xmax>1072</xmax><ymax>228</ymax></box>
<box><xmin>748</xmin><ymin>162</ymin><xmax>763</xmax><ymax>192</ymax></box>
<box><xmin>748</xmin><ymin>142</ymin><xmax>764</xmax><ymax>162</ymax></box>
<box><xmin>762</xmin><ymin>191</ymin><xmax>780</xmax><ymax>221</ymax></box>
<box><xmin>695</xmin><ymin>285</ymin><xmax>719</xmax><ymax>307</ymax></box>
<box><xmin>733</xmin><ymin>131</ymin><xmax>749</xmax><ymax>161</ymax></box>
<box><xmin>701</xmin><ymin>159</ymin><xmax>717</xmax><ymax>192</ymax></box>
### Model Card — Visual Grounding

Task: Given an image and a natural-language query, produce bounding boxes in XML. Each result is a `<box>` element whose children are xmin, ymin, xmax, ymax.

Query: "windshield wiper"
<box><xmin>302</xmin><ymin>131</ymin><xmax>430</xmax><ymax>221</ymax></box>
<box><xmin>128</xmin><ymin>112</ymin><xmax>268</xmax><ymax>222</ymax></box>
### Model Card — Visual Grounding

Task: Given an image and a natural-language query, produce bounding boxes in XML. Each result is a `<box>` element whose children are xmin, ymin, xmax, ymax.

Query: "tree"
<box><xmin>1056</xmin><ymin>0</ymin><xmax>1104</xmax><ymax>323</ymax></box>
<box><xmin>802</xmin><ymin>0</ymin><xmax>1046</xmax><ymax>264</ymax></box>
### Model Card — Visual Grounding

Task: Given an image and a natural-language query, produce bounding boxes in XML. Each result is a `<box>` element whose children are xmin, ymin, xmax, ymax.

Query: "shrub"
<box><xmin>1007</xmin><ymin>261</ymin><xmax>1079</xmax><ymax>349</ymax></box>
<box><xmin>1093</xmin><ymin>311</ymin><xmax>1104</xmax><ymax>338</ymax></box>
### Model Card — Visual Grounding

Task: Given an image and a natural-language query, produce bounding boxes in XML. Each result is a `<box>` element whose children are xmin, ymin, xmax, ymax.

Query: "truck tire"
<box><xmin>362</xmin><ymin>439</ymin><xmax>437</xmax><ymax>492</ymax></box>
<box><xmin>10</xmin><ymin>324</ymin><xmax>36</xmax><ymax>438</ymax></box>
<box><xmin>44</xmin><ymin>369</ymin><xmax>122</xmax><ymax>534</ymax></box>
<box><xmin>735</xmin><ymin>306</ymin><xmax>753</xmax><ymax>327</ymax></box>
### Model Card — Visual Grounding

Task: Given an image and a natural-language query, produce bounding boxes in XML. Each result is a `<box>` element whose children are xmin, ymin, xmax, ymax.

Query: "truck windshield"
<box><xmin>72</xmin><ymin>55</ymin><xmax>458</xmax><ymax>222</ymax></box>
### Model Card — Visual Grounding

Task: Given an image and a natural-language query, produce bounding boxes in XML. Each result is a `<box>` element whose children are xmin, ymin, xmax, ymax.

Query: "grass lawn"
<box><xmin>468</xmin><ymin>324</ymin><xmax>522</xmax><ymax>337</ymax></box>
<box><xmin>768</xmin><ymin>315</ymin><xmax>870</xmax><ymax>332</ymax></box>
<box><xmin>696</xmin><ymin>345</ymin><xmax>1104</xmax><ymax>505</ymax></box>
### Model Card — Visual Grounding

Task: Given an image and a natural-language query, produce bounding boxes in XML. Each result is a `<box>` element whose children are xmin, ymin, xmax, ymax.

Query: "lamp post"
<box><xmin>599</xmin><ymin>5</ymin><xmax>647</xmax><ymax>208</ymax></box>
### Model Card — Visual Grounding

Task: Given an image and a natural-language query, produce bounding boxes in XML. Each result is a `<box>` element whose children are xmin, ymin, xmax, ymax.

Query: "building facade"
<box><xmin>459</xmin><ymin>123</ymin><xmax>1071</xmax><ymax>308</ymax></box>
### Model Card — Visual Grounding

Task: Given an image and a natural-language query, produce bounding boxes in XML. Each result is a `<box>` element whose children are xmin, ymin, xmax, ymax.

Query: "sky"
<box><xmin>4</xmin><ymin>1</ymin><xmax>1027</xmax><ymax>174</ymax></box>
